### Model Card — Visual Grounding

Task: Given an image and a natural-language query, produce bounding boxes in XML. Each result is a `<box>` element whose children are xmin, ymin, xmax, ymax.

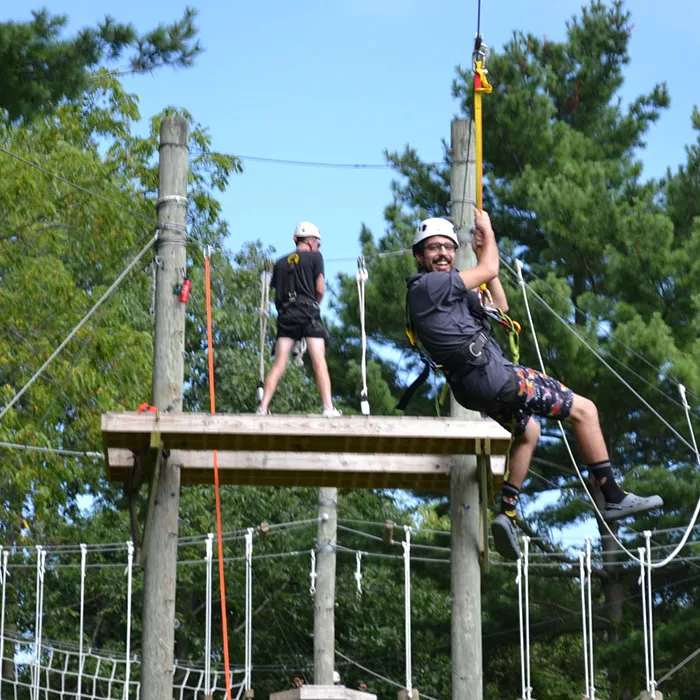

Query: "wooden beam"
<box><xmin>107</xmin><ymin>449</ymin><xmax>454</xmax><ymax>490</ymax></box>
<box><xmin>107</xmin><ymin>449</ymin><xmax>508</xmax><ymax>491</ymax></box>
<box><xmin>102</xmin><ymin>413</ymin><xmax>512</xmax><ymax>457</ymax></box>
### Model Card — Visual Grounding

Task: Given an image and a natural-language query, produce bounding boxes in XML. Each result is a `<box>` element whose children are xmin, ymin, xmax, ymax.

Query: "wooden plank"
<box><xmin>107</xmin><ymin>449</ymin><xmax>454</xmax><ymax>491</ymax></box>
<box><xmin>102</xmin><ymin>413</ymin><xmax>512</xmax><ymax>457</ymax></box>
<box><xmin>107</xmin><ymin>448</ymin><xmax>509</xmax><ymax>491</ymax></box>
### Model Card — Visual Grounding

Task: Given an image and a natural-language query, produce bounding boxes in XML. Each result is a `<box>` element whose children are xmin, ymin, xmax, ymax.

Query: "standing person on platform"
<box><xmin>405</xmin><ymin>211</ymin><xmax>663</xmax><ymax>560</ymax></box>
<box><xmin>257</xmin><ymin>221</ymin><xmax>341</xmax><ymax>417</ymax></box>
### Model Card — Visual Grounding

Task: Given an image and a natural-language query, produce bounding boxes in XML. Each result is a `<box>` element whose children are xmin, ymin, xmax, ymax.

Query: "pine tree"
<box><xmin>0</xmin><ymin>8</ymin><xmax>201</xmax><ymax>122</ymax></box>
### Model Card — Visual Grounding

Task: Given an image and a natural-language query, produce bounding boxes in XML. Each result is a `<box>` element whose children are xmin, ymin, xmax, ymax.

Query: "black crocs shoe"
<box><xmin>603</xmin><ymin>492</ymin><xmax>664</xmax><ymax>521</ymax></box>
<box><xmin>491</xmin><ymin>513</ymin><xmax>521</xmax><ymax>560</ymax></box>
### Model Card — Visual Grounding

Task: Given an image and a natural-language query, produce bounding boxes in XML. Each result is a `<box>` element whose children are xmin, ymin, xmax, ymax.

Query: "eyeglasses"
<box><xmin>424</xmin><ymin>242</ymin><xmax>457</xmax><ymax>253</ymax></box>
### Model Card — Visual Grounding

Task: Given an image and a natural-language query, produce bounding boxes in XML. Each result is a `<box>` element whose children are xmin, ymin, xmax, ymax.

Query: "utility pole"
<box><xmin>449</xmin><ymin>118</ymin><xmax>483</xmax><ymax>700</ymax></box>
<box><xmin>314</xmin><ymin>487</ymin><xmax>338</xmax><ymax>685</ymax></box>
<box><xmin>141</xmin><ymin>117</ymin><xmax>189</xmax><ymax>700</ymax></box>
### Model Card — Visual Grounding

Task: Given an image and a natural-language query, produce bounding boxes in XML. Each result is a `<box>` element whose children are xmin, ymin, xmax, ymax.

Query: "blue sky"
<box><xmin>12</xmin><ymin>0</ymin><xmax>700</xmax><ymax>282</ymax></box>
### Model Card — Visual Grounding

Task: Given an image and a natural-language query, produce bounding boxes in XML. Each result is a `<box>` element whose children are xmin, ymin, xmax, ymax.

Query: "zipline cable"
<box><xmin>204</xmin><ymin>250</ymin><xmax>233</xmax><ymax>700</ymax></box>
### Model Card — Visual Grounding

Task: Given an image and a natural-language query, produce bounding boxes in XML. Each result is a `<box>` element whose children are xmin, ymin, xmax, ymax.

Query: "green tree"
<box><xmin>0</xmin><ymin>7</ymin><xmax>201</xmax><ymax>122</ymax></box>
<box><xmin>331</xmin><ymin>1</ymin><xmax>700</xmax><ymax>697</ymax></box>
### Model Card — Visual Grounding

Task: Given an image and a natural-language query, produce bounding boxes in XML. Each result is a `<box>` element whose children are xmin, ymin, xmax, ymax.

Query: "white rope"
<box><xmin>123</xmin><ymin>541</ymin><xmax>134</xmax><ymax>700</ymax></box>
<box><xmin>354</xmin><ymin>550</ymin><xmax>363</xmax><ymax>597</ymax></box>
<box><xmin>78</xmin><ymin>544</ymin><xmax>87</xmax><ymax>698</ymax></box>
<box><xmin>356</xmin><ymin>258</ymin><xmax>370</xmax><ymax>415</ymax></box>
<box><xmin>402</xmin><ymin>525</ymin><xmax>412</xmax><ymax>693</ymax></box>
<box><xmin>309</xmin><ymin>550</ymin><xmax>317</xmax><ymax>596</ymax></box>
<box><xmin>205</xmin><ymin>533</ymin><xmax>213</xmax><ymax>696</ymax></box>
<box><xmin>586</xmin><ymin>538</ymin><xmax>595</xmax><ymax>700</ymax></box>
<box><xmin>516</xmin><ymin>557</ymin><xmax>526</xmax><ymax>700</ymax></box>
<box><xmin>257</xmin><ymin>263</ymin><xmax>272</xmax><ymax>401</ymax></box>
<box><xmin>579</xmin><ymin>552</ymin><xmax>590</xmax><ymax>698</ymax></box>
<box><xmin>0</xmin><ymin>550</ymin><xmax>6</xmax><ymax>700</ymax></box>
<box><xmin>514</xmin><ymin>259</ymin><xmax>695</xmax><ymax>569</ymax></box>
<box><xmin>523</xmin><ymin>536</ymin><xmax>532</xmax><ymax>700</ymax></box>
<box><xmin>0</xmin><ymin>233</ymin><xmax>157</xmax><ymax>424</ymax></box>
<box><xmin>245</xmin><ymin>528</ymin><xmax>253</xmax><ymax>691</ymax></box>
<box><xmin>33</xmin><ymin>546</ymin><xmax>46</xmax><ymax>700</ymax></box>
<box><xmin>639</xmin><ymin>548</ymin><xmax>651</xmax><ymax>693</ymax></box>
<box><xmin>645</xmin><ymin>532</ymin><xmax>657</xmax><ymax>698</ymax></box>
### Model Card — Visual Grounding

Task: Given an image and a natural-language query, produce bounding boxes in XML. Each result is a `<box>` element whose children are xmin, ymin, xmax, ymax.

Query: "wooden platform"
<box><xmin>101</xmin><ymin>412</ymin><xmax>511</xmax><ymax>490</ymax></box>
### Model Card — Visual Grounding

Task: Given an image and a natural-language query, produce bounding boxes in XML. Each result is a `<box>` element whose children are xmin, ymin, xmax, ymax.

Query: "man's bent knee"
<box><xmin>570</xmin><ymin>395</ymin><xmax>598</xmax><ymax>424</ymax></box>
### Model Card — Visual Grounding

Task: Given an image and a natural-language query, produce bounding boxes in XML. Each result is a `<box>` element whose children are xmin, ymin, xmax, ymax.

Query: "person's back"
<box><xmin>272</xmin><ymin>249</ymin><xmax>324</xmax><ymax>311</ymax></box>
<box><xmin>256</xmin><ymin>221</ymin><xmax>341</xmax><ymax>418</ymax></box>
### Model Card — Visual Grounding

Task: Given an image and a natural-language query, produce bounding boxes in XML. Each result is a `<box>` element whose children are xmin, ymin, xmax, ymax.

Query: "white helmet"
<box><xmin>333</xmin><ymin>671</ymin><xmax>341</xmax><ymax>684</ymax></box>
<box><xmin>294</xmin><ymin>221</ymin><xmax>321</xmax><ymax>240</ymax></box>
<box><xmin>413</xmin><ymin>218</ymin><xmax>459</xmax><ymax>248</ymax></box>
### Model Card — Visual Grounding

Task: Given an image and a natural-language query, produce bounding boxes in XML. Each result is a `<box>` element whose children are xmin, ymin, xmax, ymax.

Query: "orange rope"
<box><xmin>204</xmin><ymin>253</ymin><xmax>232</xmax><ymax>700</ymax></box>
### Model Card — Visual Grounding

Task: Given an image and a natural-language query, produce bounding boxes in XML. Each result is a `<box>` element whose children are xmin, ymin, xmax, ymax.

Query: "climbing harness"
<box><xmin>396</xmin><ymin>298</ymin><xmax>440</xmax><ymax>412</ymax></box>
<box><xmin>477</xmin><ymin>286</ymin><xmax>521</xmax><ymax>364</ymax></box>
<box><xmin>283</xmin><ymin>252</ymin><xmax>300</xmax><ymax>308</ymax></box>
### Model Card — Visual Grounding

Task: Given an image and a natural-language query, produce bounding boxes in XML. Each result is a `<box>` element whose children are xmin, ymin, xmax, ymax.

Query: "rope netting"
<box><xmin>0</xmin><ymin>632</ymin><xmax>245</xmax><ymax>700</ymax></box>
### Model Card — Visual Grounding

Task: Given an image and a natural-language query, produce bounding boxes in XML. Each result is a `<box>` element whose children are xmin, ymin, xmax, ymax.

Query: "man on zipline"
<box><xmin>257</xmin><ymin>222</ymin><xmax>341</xmax><ymax>417</ymax></box>
<box><xmin>406</xmin><ymin>210</ymin><xmax>663</xmax><ymax>560</ymax></box>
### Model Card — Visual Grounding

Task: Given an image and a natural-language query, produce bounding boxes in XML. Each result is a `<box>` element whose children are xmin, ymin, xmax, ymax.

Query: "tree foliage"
<box><xmin>3</xmin><ymin>2</ymin><xmax>700</xmax><ymax>699</ymax></box>
<box><xmin>0</xmin><ymin>7</ymin><xmax>201</xmax><ymax>123</ymax></box>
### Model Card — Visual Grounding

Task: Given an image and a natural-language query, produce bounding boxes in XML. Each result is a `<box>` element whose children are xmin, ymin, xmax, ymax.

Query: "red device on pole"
<box><xmin>178</xmin><ymin>278</ymin><xmax>192</xmax><ymax>303</ymax></box>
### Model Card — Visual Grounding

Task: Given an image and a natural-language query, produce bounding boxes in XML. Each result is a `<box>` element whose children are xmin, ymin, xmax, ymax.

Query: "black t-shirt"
<box><xmin>406</xmin><ymin>269</ymin><xmax>513</xmax><ymax>400</ymax></box>
<box><xmin>271</xmin><ymin>250</ymin><xmax>324</xmax><ymax>310</ymax></box>
<box><xmin>406</xmin><ymin>270</ymin><xmax>486</xmax><ymax>363</ymax></box>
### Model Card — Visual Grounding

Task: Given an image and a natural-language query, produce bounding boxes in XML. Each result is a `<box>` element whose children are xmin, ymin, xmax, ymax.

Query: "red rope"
<box><xmin>204</xmin><ymin>253</ymin><xmax>232</xmax><ymax>700</ymax></box>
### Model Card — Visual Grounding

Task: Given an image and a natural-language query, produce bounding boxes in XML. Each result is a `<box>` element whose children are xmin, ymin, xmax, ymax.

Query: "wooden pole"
<box><xmin>314</xmin><ymin>487</ymin><xmax>337</xmax><ymax>684</ymax></box>
<box><xmin>140</xmin><ymin>116</ymin><xmax>189</xmax><ymax>700</ymax></box>
<box><xmin>449</xmin><ymin>118</ymin><xmax>483</xmax><ymax>700</ymax></box>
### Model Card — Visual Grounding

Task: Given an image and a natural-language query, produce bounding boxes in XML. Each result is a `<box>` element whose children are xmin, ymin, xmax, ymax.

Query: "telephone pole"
<box><xmin>314</xmin><ymin>486</ymin><xmax>338</xmax><ymax>685</ymax></box>
<box><xmin>141</xmin><ymin>116</ymin><xmax>189</xmax><ymax>700</ymax></box>
<box><xmin>449</xmin><ymin>117</ymin><xmax>483</xmax><ymax>700</ymax></box>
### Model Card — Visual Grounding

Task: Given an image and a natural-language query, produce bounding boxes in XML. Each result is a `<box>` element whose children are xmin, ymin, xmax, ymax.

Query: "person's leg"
<box><xmin>567</xmin><ymin>393</ymin><xmax>624</xmax><ymax>503</ymax></box>
<box><xmin>505</xmin><ymin>417</ymin><xmax>540</xmax><ymax>490</ymax></box>
<box><xmin>517</xmin><ymin>369</ymin><xmax>663</xmax><ymax>518</ymax></box>
<box><xmin>305</xmin><ymin>337</ymin><xmax>334</xmax><ymax>410</ymax></box>
<box><xmin>259</xmin><ymin>337</ymin><xmax>294</xmax><ymax>413</ymax></box>
<box><xmin>568</xmin><ymin>393</ymin><xmax>608</xmax><ymax>463</ymax></box>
